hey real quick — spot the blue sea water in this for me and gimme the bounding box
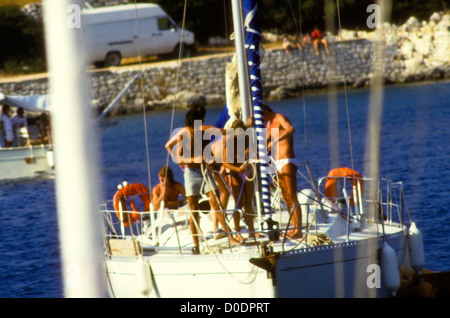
[0,80,449,298]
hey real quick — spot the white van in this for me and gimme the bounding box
[82,4,195,66]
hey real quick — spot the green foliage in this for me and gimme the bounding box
[150,0,449,42]
[0,5,46,73]
[143,0,228,43]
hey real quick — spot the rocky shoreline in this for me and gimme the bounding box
[1,11,449,116]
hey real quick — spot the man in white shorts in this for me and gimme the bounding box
[262,103,303,239]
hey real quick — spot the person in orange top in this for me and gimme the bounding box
[311,26,329,56]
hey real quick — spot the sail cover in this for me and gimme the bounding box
[0,93,52,112]
[243,0,272,215]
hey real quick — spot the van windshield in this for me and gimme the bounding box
[158,17,176,31]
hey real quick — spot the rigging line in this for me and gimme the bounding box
[335,0,355,172]
[151,0,188,254]
[133,0,152,194]
[163,0,189,205]
[223,0,231,61]
[187,207,259,284]
[288,0,330,163]
[289,0,309,161]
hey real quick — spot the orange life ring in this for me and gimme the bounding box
[113,183,150,227]
[324,167,363,206]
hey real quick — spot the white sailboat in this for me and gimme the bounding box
[96,0,426,298]
[0,93,54,180]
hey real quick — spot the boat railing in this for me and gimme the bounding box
[99,199,257,250]
[317,175,407,228]
[99,174,408,256]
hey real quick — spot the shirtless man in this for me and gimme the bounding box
[262,103,303,239]
[165,108,239,254]
[152,165,186,211]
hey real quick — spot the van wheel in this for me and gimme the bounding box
[105,52,121,66]
[173,44,192,59]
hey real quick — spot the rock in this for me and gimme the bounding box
[429,12,442,24]
[404,16,420,32]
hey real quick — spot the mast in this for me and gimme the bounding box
[242,0,272,219]
[231,0,272,221]
[43,0,106,297]
[230,0,252,121]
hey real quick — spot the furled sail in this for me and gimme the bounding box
[243,0,272,216]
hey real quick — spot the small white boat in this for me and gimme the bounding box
[0,93,55,180]
[0,72,137,181]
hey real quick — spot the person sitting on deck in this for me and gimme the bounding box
[152,165,186,211]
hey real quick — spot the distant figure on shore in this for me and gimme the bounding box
[302,33,312,46]
[311,26,329,56]
[282,36,295,54]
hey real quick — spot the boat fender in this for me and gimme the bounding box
[408,222,425,274]
[381,242,400,296]
[47,150,55,168]
[135,255,153,296]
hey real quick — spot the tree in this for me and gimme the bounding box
[0,6,46,72]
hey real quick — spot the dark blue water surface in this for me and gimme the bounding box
[1,80,449,297]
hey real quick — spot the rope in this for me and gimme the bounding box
[162,0,189,206]
[287,0,331,166]
[132,0,152,195]
[335,0,355,172]
[187,208,259,284]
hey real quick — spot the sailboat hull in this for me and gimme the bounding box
[0,145,54,180]
[106,253,275,298]
[104,229,407,298]
[276,232,406,297]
